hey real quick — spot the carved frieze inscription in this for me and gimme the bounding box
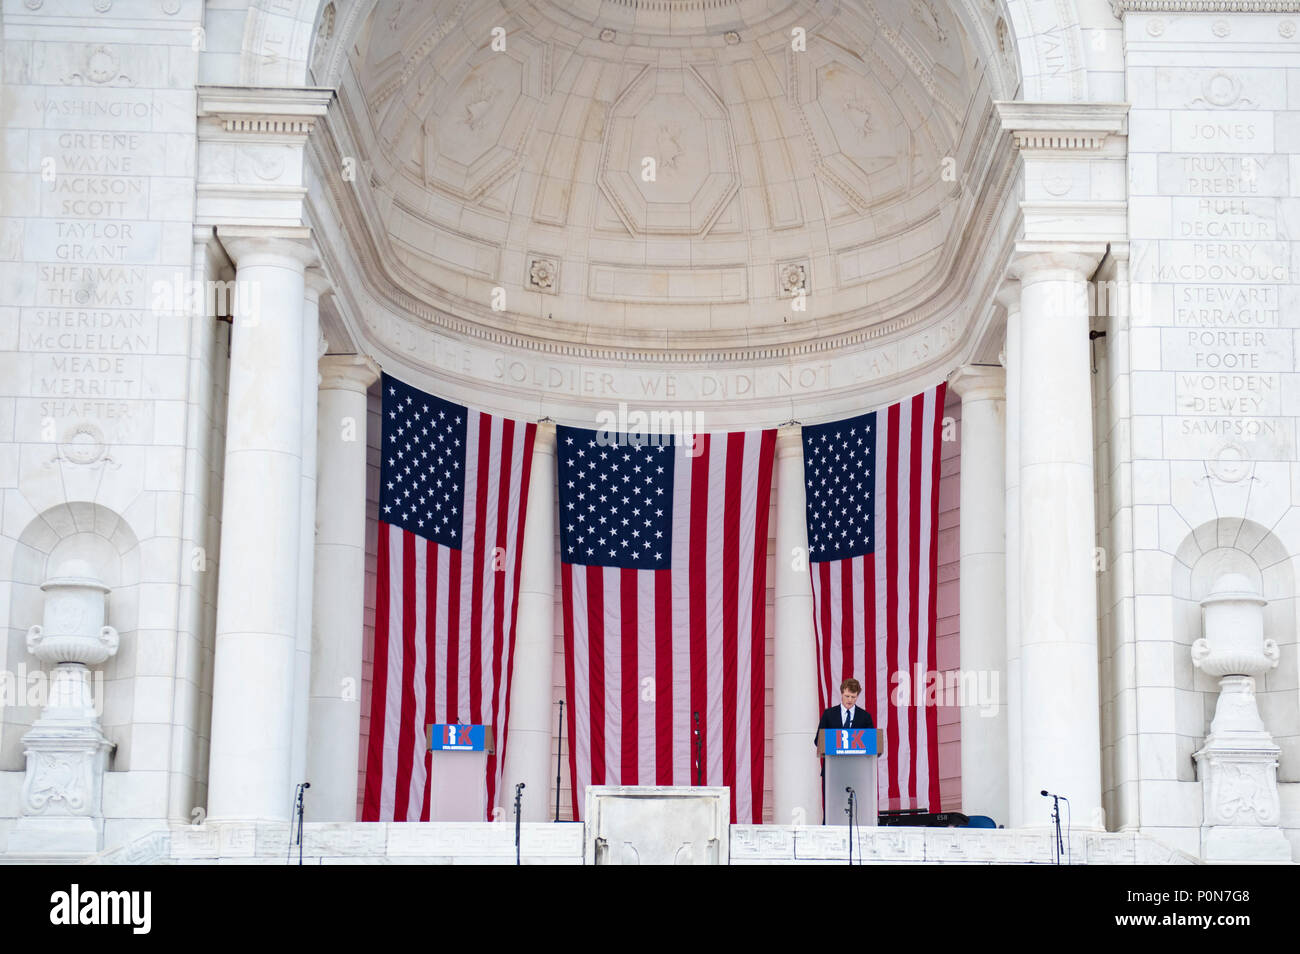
[15,82,173,449]
[1140,90,1298,460]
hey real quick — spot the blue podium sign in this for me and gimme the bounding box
[821,727,878,756]
[428,723,488,751]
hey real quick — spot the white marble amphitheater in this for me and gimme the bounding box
[0,0,1298,865]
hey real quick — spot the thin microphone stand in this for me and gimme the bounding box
[845,787,855,866]
[290,782,309,866]
[1042,790,1064,865]
[554,699,564,822]
[514,782,525,866]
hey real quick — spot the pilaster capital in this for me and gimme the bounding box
[1008,241,1107,284]
[304,267,332,302]
[318,353,380,393]
[533,420,557,455]
[197,86,333,142]
[948,365,1006,404]
[218,226,319,272]
[995,102,1128,154]
[776,424,804,458]
[995,279,1021,315]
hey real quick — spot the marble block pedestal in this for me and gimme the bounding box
[584,786,730,864]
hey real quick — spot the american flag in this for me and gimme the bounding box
[362,373,536,821]
[803,383,946,813]
[559,426,776,823]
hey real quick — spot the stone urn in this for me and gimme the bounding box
[1191,573,1289,862]
[8,558,118,856]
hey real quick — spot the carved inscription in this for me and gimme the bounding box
[1139,84,1296,460]
[23,88,163,444]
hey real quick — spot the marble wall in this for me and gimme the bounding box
[0,4,223,852]
[1120,11,1300,859]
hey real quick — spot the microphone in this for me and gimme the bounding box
[303,782,310,789]
[1041,789,1048,796]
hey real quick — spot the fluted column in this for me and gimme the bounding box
[290,269,328,808]
[1011,242,1106,830]
[949,364,1007,826]
[502,422,557,821]
[772,426,820,825]
[208,233,317,822]
[305,353,380,822]
[998,280,1025,828]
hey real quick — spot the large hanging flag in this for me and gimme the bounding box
[363,373,536,821]
[559,426,776,823]
[803,383,947,813]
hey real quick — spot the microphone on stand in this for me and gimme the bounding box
[291,782,310,866]
[1041,789,1068,865]
[845,786,856,866]
[514,782,525,866]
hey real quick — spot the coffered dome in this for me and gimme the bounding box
[328,0,1018,352]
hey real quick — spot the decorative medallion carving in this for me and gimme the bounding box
[63,45,133,86]
[1191,71,1253,108]
[528,255,559,293]
[777,261,808,297]
[27,752,89,813]
[55,422,111,466]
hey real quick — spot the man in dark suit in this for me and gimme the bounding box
[814,677,874,742]
[815,677,873,823]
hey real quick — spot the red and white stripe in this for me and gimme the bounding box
[562,429,776,823]
[810,383,945,813]
[363,412,536,821]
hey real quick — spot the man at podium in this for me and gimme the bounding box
[815,677,875,825]
[815,677,874,740]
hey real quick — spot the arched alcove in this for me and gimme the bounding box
[3,503,140,772]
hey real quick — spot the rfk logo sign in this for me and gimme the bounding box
[835,729,868,752]
[444,725,472,746]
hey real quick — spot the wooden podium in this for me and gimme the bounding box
[426,723,495,821]
[818,728,881,827]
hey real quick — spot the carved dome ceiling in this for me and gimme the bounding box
[331,0,1017,352]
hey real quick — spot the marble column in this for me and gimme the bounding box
[998,280,1024,828]
[306,354,379,822]
[948,364,1007,826]
[502,422,557,821]
[772,426,821,825]
[290,269,328,808]
[1010,242,1106,830]
[208,233,316,822]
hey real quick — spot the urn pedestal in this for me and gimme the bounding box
[7,560,118,856]
[1191,574,1291,863]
